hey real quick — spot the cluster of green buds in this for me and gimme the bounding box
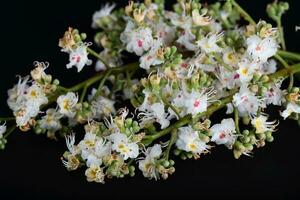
[208,0,241,29]
[0,137,7,150]
[233,129,274,159]
[267,1,289,22]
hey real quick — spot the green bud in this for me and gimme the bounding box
[242,129,250,136]
[260,75,269,83]
[198,133,210,143]
[233,149,242,159]
[234,141,245,151]
[180,154,187,160]
[162,160,170,168]
[174,149,181,156]
[53,79,60,85]
[187,153,193,159]
[80,33,87,40]
[240,136,250,144]
[292,87,299,93]
[266,135,274,142]
[125,118,133,128]
[244,143,254,151]
[169,159,175,166]
[249,134,256,144]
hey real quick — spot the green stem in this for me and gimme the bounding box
[80,84,88,103]
[0,117,15,121]
[3,125,16,139]
[277,50,300,61]
[68,62,139,92]
[87,47,109,68]
[160,96,180,118]
[274,54,290,69]
[231,0,256,25]
[277,19,286,50]
[164,130,177,160]
[234,107,241,134]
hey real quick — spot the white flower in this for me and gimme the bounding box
[165,11,192,29]
[108,132,139,160]
[85,138,111,167]
[264,83,284,106]
[90,96,116,120]
[120,22,154,56]
[139,40,164,70]
[172,88,215,116]
[25,84,48,107]
[222,48,239,66]
[85,164,105,183]
[210,118,236,148]
[246,35,278,63]
[236,60,258,83]
[233,85,264,116]
[138,144,162,180]
[92,3,116,28]
[66,45,92,72]
[192,9,212,26]
[39,108,62,132]
[259,59,277,74]
[216,66,240,90]
[57,92,78,118]
[7,76,29,111]
[176,29,197,51]
[79,132,98,150]
[154,22,175,46]
[176,126,209,156]
[251,115,277,134]
[196,32,223,53]
[281,103,300,119]
[139,102,170,129]
[65,133,77,155]
[0,123,6,139]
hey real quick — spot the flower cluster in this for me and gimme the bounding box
[1,0,299,183]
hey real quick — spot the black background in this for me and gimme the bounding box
[0,0,299,199]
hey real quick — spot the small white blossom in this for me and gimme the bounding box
[210,118,236,148]
[236,60,258,83]
[92,3,116,28]
[39,108,62,132]
[138,144,162,180]
[264,83,284,106]
[233,85,265,116]
[57,92,78,118]
[192,9,212,26]
[139,102,170,129]
[172,88,215,116]
[120,21,154,56]
[139,40,164,70]
[246,35,278,63]
[176,29,197,51]
[260,59,277,74]
[196,32,223,54]
[85,164,105,183]
[281,103,300,119]
[66,45,92,72]
[251,115,277,134]
[176,126,209,156]
[108,132,139,160]
[26,84,48,107]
